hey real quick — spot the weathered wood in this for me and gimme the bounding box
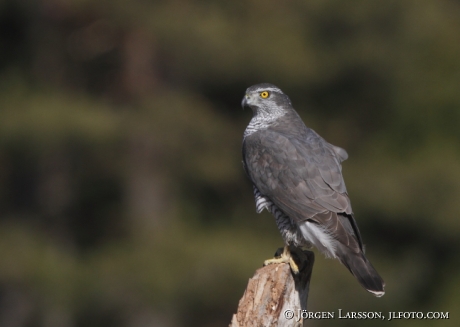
[230,248,314,327]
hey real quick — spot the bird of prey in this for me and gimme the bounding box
[241,83,385,297]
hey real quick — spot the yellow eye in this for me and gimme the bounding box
[260,91,270,99]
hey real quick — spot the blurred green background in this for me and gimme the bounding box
[1,0,459,326]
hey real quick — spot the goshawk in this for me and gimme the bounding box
[242,83,385,297]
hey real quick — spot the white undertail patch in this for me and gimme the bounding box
[299,221,338,258]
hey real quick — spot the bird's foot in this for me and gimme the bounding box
[263,245,300,274]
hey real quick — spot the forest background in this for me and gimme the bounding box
[0,1,459,326]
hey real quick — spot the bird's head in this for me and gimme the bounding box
[242,83,292,119]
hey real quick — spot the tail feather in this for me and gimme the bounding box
[336,244,385,297]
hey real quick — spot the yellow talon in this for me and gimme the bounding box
[263,245,300,274]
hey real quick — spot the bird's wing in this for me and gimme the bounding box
[243,129,362,249]
[244,129,350,217]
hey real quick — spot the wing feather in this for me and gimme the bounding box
[243,128,362,252]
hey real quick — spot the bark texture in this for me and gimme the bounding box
[230,248,314,327]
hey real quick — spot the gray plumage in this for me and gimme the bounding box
[242,83,385,297]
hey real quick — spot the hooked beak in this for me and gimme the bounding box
[241,94,249,109]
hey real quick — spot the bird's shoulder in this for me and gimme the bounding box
[243,120,352,217]
[244,122,346,167]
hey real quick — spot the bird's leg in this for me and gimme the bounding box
[263,245,300,274]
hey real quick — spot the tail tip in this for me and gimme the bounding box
[368,288,385,297]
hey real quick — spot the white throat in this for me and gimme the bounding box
[244,106,285,138]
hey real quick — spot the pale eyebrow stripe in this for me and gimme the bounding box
[253,87,282,93]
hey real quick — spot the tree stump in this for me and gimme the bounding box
[229,248,315,327]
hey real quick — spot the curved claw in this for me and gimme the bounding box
[263,245,300,274]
